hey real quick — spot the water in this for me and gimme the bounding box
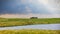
[0,24,60,30]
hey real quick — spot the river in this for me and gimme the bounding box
[0,24,60,30]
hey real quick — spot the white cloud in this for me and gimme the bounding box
[25,6,32,13]
[26,0,60,15]
[37,0,60,15]
[21,0,27,4]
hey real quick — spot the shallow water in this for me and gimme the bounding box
[0,24,60,30]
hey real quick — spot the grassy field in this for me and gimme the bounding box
[0,18,60,27]
[0,29,60,34]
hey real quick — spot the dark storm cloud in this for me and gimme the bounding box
[0,0,30,14]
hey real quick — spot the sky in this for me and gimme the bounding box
[0,0,60,18]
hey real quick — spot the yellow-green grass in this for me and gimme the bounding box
[0,29,60,34]
[0,18,60,27]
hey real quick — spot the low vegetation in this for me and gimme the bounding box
[0,29,60,34]
[0,18,60,27]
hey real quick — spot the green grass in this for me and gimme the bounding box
[0,18,60,27]
[0,29,60,34]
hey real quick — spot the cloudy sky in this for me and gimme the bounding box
[0,0,60,18]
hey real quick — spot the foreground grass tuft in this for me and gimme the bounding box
[0,29,60,34]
